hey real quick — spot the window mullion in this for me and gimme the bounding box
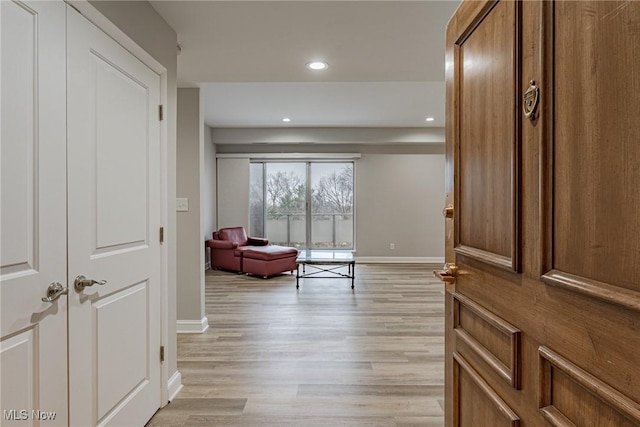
[305,162,312,250]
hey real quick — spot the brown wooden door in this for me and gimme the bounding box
[442,1,640,426]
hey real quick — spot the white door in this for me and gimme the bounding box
[0,1,68,425]
[66,7,162,427]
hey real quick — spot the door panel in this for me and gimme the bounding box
[0,1,68,425]
[453,293,520,389]
[539,346,640,426]
[546,0,640,299]
[453,353,520,427]
[95,283,149,420]
[455,0,521,271]
[0,0,37,274]
[445,1,640,426]
[1,330,36,423]
[67,7,161,427]
[94,54,149,250]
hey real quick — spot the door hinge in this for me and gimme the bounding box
[159,105,164,121]
[160,226,164,244]
[160,346,165,363]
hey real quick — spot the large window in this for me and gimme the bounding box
[250,162,354,249]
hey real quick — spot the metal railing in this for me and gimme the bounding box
[266,212,353,248]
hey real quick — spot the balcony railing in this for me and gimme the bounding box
[265,212,353,248]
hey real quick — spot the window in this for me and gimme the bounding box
[250,161,354,250]
[249,162,265,237]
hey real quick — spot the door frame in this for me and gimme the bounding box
[66,0,171,406]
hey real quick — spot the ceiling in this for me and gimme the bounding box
[150,1,460,129]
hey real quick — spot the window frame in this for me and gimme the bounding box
[250,160,356,251]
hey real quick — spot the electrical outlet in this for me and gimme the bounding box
[390,243,395,250]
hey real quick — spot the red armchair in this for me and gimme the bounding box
[206,227,267,272]
[206,227,298,278]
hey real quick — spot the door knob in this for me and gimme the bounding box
[434,263,458,283]
[42,282,68,303]
[74,275,107,292]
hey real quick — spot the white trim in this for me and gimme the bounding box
[355,257,445,264]
[205,261,211,270]
[177,316,210,334]
[158,68,170,407]
[216,152,361,160]
[66,1,165,74]
[167,371,183,402]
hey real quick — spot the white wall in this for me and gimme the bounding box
[203,126,217,267]
[215,142,445,261]
[356,154,444,259]
[176,89,206,327]
[88,0,180,389]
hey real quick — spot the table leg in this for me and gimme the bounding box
[351,263,355,289]
[296,264,300,289]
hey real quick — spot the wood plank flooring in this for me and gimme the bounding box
[147,264,445,427]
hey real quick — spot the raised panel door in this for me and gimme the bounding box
[0,1,68,425]
[444,0,640,425]
[66,7,162,426]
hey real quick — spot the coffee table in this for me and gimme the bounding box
[296,250,355,290]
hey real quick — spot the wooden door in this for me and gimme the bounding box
[66,7,162,426]
[0,1,68,425]
[442,1,640,425]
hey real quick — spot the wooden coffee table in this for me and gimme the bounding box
[296,250,355,290]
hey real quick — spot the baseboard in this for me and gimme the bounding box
[167,370,183,402]
[355,256,444,264]
[176,316,209,334]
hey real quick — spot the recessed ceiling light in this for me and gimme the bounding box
[306,61,328,71]
[282,117,291,122]
[425,117,435,122]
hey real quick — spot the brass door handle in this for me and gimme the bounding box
[434,263,458,283]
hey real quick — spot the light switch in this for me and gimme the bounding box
[176,197,189,212]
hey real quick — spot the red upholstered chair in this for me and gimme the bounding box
[206,226,298,278]
[206,227,268,272]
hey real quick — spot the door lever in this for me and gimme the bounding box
[434,263,458,283]
[42,282,68,303]
[74,275,107,292]
[442,204,454,219]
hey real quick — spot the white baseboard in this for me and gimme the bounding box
[167,370,183,402]
[355,256,444,264]
[176,316,209,334]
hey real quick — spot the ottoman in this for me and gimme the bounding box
[236,245,299,278]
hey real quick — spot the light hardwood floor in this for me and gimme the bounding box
[147,264,445,427]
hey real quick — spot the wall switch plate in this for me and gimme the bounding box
[390,243,395,250]
[176,197,189,212]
